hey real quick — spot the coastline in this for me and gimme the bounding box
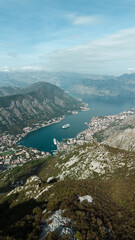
[19,116,65,143]
[56,108,135,152]
[1,104,134,171]
[0,102,90,170]
[17,102,89,144]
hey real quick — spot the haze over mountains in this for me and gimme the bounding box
[0,71,135,98]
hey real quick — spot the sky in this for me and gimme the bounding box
[0,0,135,75]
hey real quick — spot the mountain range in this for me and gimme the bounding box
[0,71,135,98]
[69,74,135,98]
[0,72,135,240]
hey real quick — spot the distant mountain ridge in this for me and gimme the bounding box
[0,82,81,134]
[0,71,135,98]
[69,75,135,98]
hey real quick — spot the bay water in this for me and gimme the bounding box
[19,97,135,154]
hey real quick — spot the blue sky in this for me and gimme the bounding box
[0,0,135,74]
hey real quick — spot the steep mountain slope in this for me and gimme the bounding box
[0,141,135,240]
[0,82,81,134]
[37,142,135,181]
[1,141,134,193]
[92,111,135,151]
[103,127,135,151]
[69,74,135,98]
[0,106,135,239]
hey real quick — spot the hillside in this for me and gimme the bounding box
[0,139,135,240]
[0,82,81,134]
[69,74,135,98]
[92,110,135,151]
[0,106,135,239]
[103,128,135,151]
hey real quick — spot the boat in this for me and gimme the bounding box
[53,138,57,145]
[62,123,70,129]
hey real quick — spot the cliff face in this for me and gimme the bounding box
[0,82,81,133]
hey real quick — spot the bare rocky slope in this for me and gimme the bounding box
[103,127,135,151]
[93,112,135,151]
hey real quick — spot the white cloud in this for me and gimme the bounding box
[42,28,135,74]
[65,14,102,25]
[2,27,135,75]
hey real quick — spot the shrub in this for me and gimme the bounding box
[75,231,82,240]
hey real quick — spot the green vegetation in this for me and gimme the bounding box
[0,158,46,193]
[0,82,81,134]
[0,141,134,239]
[0,178,135,240]
[0,150,14,157]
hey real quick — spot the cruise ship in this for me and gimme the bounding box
[53,138,57,145]
[62,123,70,129]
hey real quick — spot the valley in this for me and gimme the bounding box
[0,126,135,239]
[0,75,135,240]
[0,97,135,239]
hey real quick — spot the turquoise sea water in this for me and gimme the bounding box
[19,97,135,154]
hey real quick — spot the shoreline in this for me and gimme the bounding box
[0,103,90,170]
[1,105,134,171]
[19,116,65,143]
[0,101,89,147]
[56,108,135,152]
[18,103,89,144]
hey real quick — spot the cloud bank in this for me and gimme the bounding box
[41,28,135,74]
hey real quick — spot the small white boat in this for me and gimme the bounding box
[62,124,70,129]
[53,138,57,145]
